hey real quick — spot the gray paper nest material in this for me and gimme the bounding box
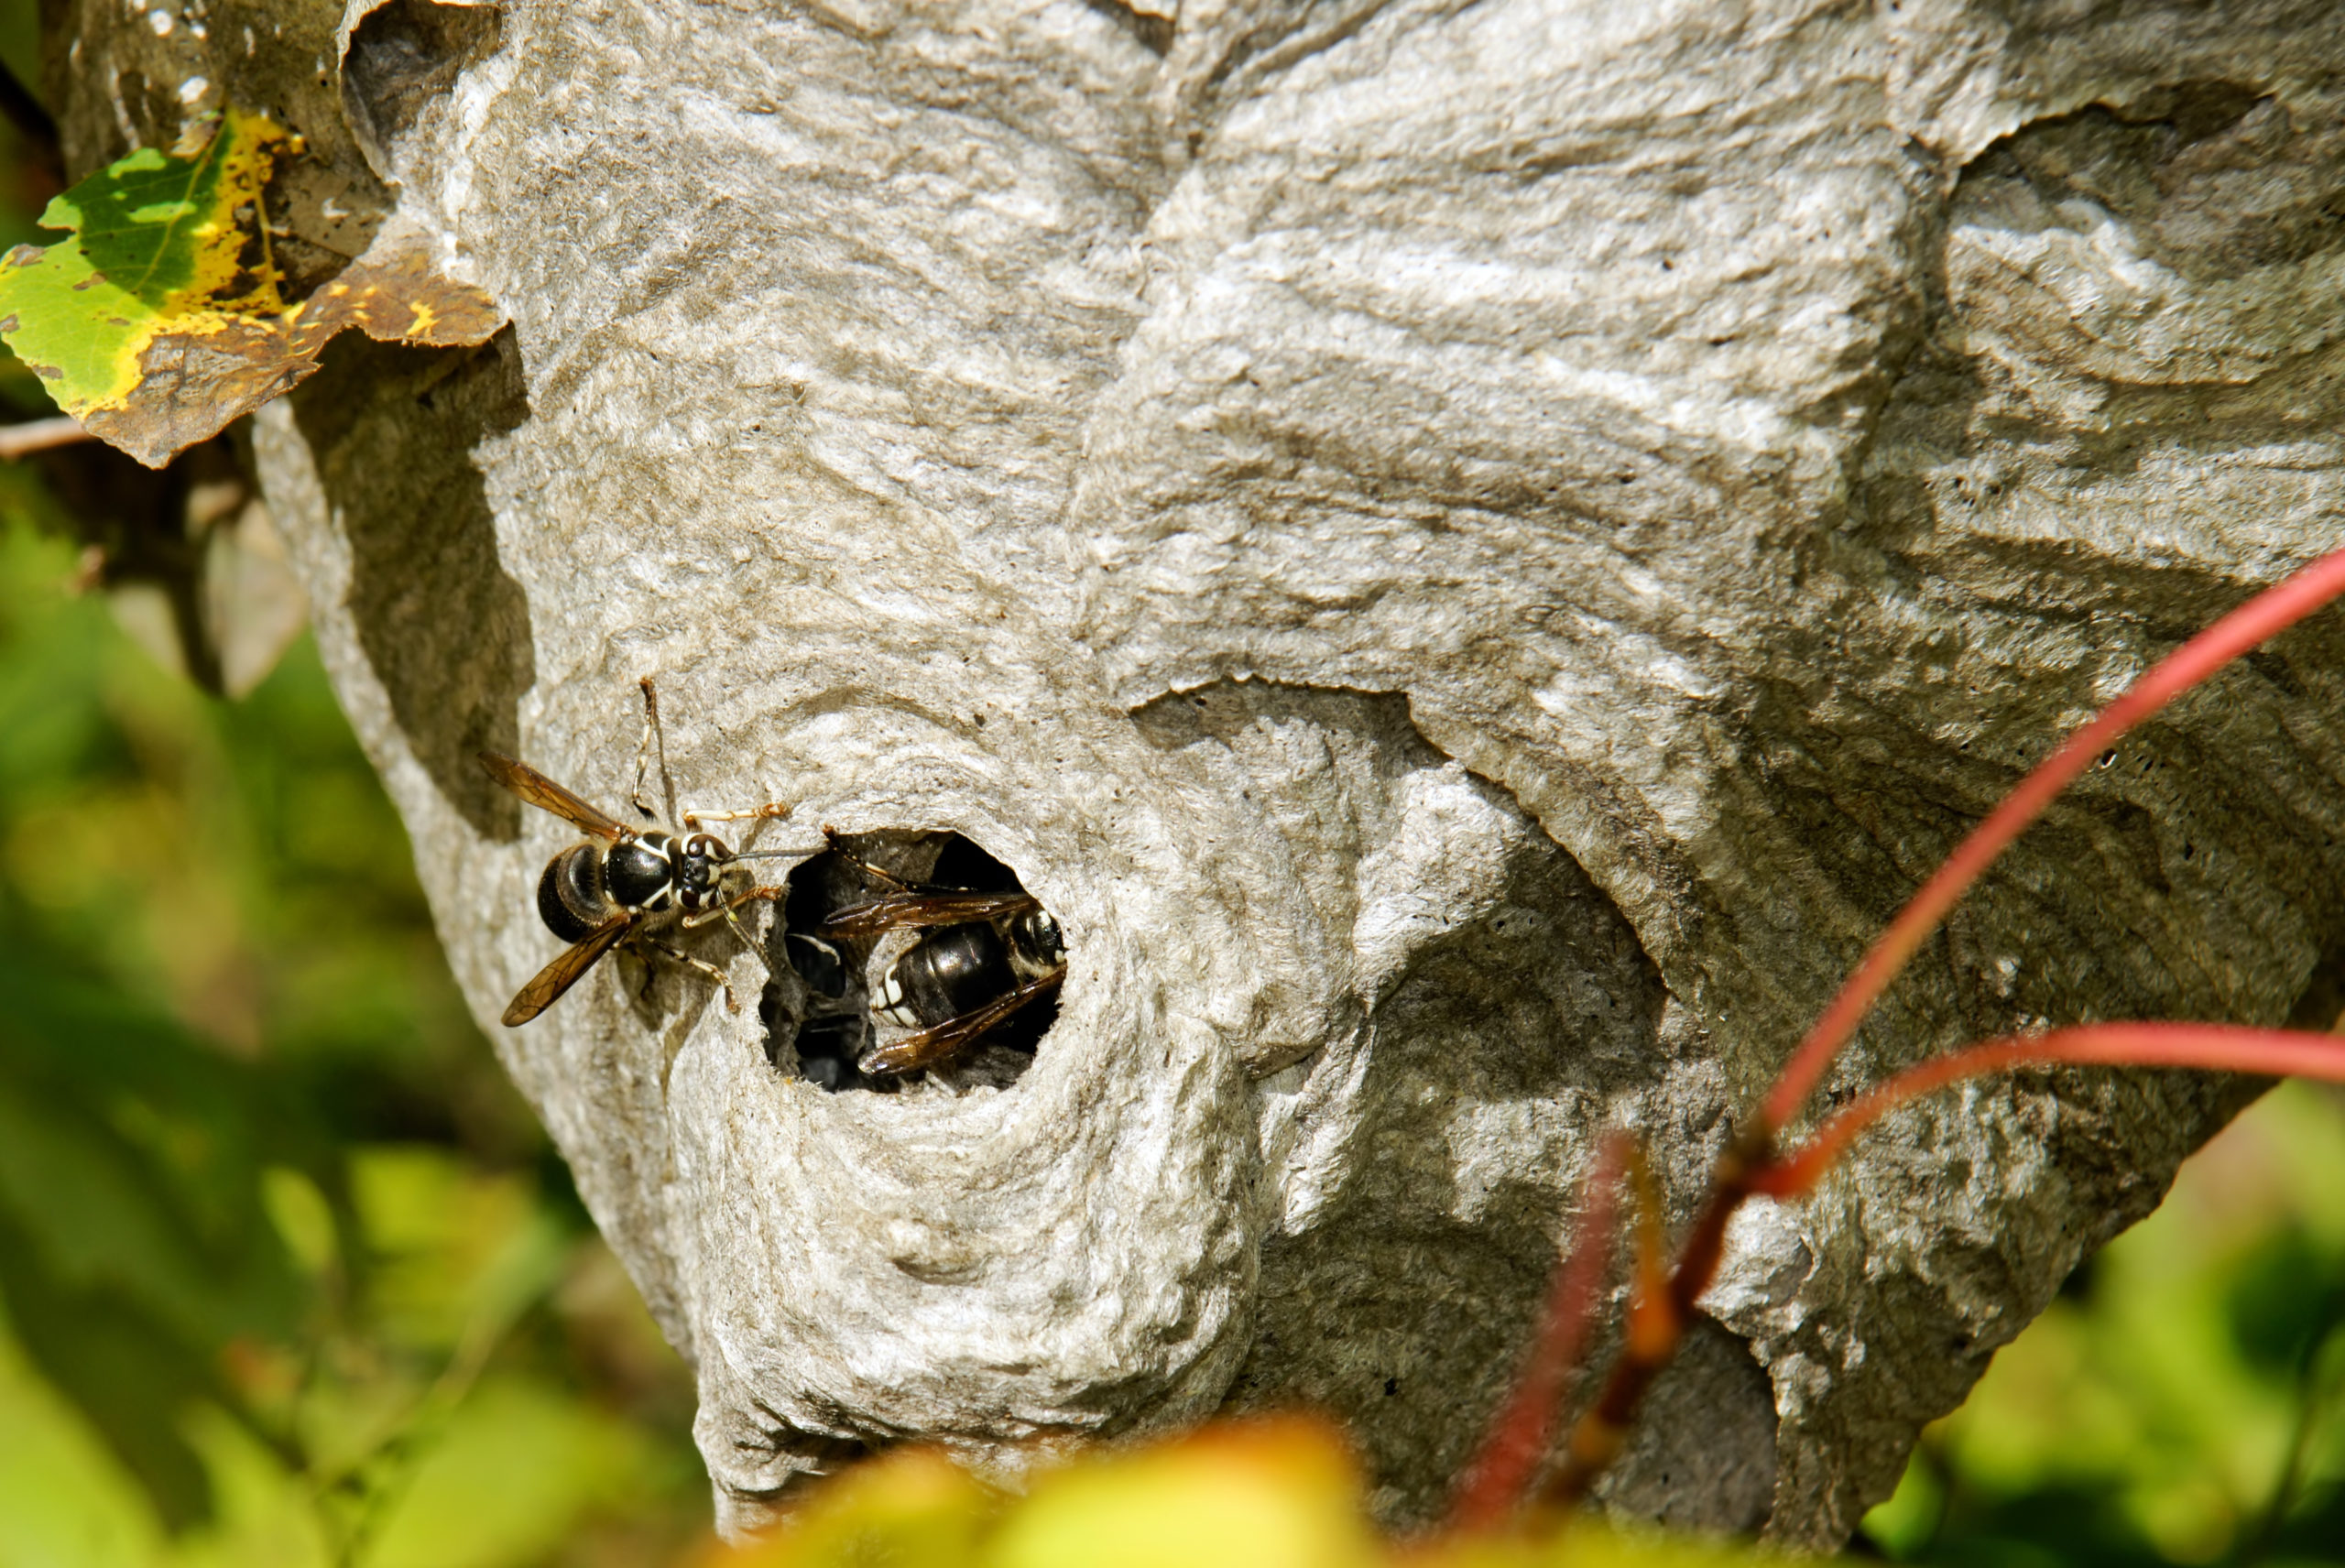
[189,0,2345,1545]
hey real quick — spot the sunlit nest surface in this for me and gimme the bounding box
[759,831,1062,1094]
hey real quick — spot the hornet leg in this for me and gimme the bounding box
[645,936,745,1013]
[817,825,916,891]
[632,677,682,826]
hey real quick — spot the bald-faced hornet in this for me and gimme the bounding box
[809,836,1066,1077]
[480,680,801,1027]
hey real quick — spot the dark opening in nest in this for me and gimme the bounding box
[759,830,1061,1094]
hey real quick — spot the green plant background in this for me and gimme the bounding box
[0,506,714,1567]
[0,7,2339,1565]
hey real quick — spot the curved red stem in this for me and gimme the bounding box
[1753,1023,2345,1198]
[1449,1132,1631,1531]
[1469,550,2345,1526]
[1761,550,2345,1135]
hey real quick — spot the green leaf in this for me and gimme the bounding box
[0,113,502,469]
[0,113,288,424]
[985,1419,1380,1568]
[363,1377,657,1568]
[0,1302,169,1568]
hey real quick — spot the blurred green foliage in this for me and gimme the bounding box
[0,507,713,1564]
[1862,1080,2345,1567]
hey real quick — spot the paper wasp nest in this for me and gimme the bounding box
[155,0,2345,1544]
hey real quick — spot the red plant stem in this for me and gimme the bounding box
[1753,1023,2345,1199]
[1449,1132,1631,1531]
[1537,1020,2345,1510]
[1761,549,2345,1135]
[1539,1129,1763,1509]
[1489,551,2345,1524]
[1621,1147,1674,1366]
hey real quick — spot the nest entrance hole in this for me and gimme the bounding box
[759,830,1060,1094]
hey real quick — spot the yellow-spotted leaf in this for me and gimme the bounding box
[0,110,501,469]
[0,113,284,398]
